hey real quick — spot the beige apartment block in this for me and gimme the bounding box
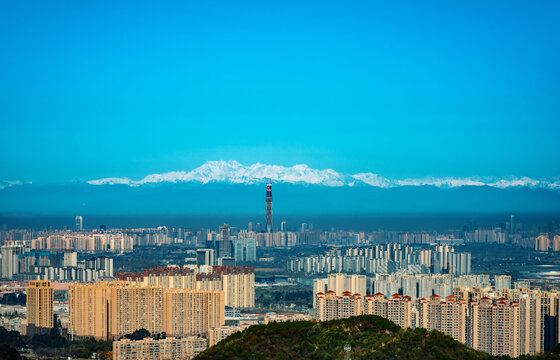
[418,295,467,344]
[364,293,412,328]
[27,280,53,329]
[470,297,519,358]
[163,289,225,337]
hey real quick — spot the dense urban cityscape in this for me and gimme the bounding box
[1,181,560,358]
[2,1,559,359]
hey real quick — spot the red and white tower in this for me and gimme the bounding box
[265,181,273,233]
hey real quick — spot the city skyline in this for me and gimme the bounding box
[1,2,560,358]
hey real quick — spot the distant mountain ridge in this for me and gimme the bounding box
[87,160,560,189]
[2,161,560,215]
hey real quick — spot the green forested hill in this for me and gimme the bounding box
[195,315,560,360]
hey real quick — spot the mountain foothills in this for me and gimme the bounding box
[1,161,560,214]
[195,315,560,360]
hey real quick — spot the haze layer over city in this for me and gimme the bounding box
[1,1,559,360]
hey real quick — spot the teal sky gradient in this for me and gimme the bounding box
[1,1,559,183]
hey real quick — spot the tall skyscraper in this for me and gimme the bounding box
[218,224,232,258]
[248,222,253,232]
[197,249,216,266]
[75,216,83,231]
[27,280,53,329]
[265,181,273,233]
[234,240,244,262]
[280,221,287,233]
[245,238,256,262]
[198,229,208,248]
[510,214,516,234]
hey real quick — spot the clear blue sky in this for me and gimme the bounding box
[1,0,559,183]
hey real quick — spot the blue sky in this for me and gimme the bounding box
[1,0,559,184]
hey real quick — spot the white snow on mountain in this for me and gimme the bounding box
[351,173,393,188]
[87,160,560,190]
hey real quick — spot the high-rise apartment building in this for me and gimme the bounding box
[535,235,550,251]
[69,282,164,339]
[470,297,519,357]
[163,289,224,337]
[232,239,257,263]
[327,273,366,298]
[245,238,256,262]
[364,293,412,328]
[418,295,467,343]
[448,252,471,275]
[316,291,413,328]
[313,278,328,308]
[316,291,362,321]
[197,249,215,266]
[69,281,225,340]
[234,240,244,262]
[117,266,255,309]
[500,288,553,355]
[494,275,512,291]
[75,216,83,232]
[553,235,560,252]
[27,280,53,329]
[516,294,541,355]
[1,244,24,279]
[433,244,453,273]
[338,291,363,319]
[458,286,560,355]
[219,266,255,308]
[218,224,232,258]
[63,251,78,267]
[539,291,559,351]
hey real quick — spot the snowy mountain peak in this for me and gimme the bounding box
[87,160,346,187]
[86,161,560,190]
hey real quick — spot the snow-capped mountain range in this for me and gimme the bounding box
[87,160,560,190]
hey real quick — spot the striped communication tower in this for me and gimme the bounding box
[265,180,273,233]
